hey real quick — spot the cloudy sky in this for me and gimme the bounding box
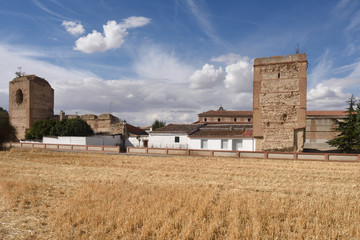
[1,0,360,126]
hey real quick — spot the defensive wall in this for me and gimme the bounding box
[7,143,360,163]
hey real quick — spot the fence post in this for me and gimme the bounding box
[325,153,329,161]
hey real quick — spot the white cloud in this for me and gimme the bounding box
[62,20,85,36]
[134,46,194,82]
[307,82,351,110]
[184,0,227,46]
[189,64,225,89]
[224,59,253,93]
[308,49,332,88]
[0,43,254,126]
[211,53,243,65]
[74,17,150,53]
[307,51,360,110]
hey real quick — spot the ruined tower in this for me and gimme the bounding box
[253,54,307,152]
[9,75,54,140]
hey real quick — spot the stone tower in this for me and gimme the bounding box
[9,75,54,140]
[253,54,307,152]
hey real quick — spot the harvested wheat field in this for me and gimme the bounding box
[0,149,360,239]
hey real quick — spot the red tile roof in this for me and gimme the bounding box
[151,123,204,134]
[198,110,253,117]
[126,123,148,136]
[306,111,347,116]
[199,109,348,118]
[189,124,253,138]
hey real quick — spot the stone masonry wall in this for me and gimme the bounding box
[9,75,54,140]
[253,54,307,151]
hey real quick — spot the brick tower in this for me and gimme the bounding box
[253,54,307,152]
[9,75,54,140]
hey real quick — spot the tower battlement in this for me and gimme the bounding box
[254,54,307,65]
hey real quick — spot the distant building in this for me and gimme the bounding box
[198,107,252,123]
[148,122,254,151]
[148,107,347,151]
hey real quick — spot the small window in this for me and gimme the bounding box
[278,73,280,79]
[15,89,23,104]
[234,118,237,122]
[218,118,221,122]
[232,139,243,151]
[204,118,207,122]
[201,139,208,149]
[248,118,251,122]
[175,136,180,143]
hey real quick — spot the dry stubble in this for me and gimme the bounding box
[0,149,359,239]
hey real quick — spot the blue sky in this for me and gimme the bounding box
[0,0,360,125]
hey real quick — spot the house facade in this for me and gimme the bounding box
[148,122,254,151]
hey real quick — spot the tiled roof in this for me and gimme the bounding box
[189,124,253,138]
[198,109,348,118]
[126,124,148,136]
[198,110,253,117]
[151,123,204,134]
[306,111,347,116]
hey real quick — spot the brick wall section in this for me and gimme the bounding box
[253,54,307,151]
[9,75,54,140]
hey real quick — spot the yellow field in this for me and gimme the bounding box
[0,149,359,239]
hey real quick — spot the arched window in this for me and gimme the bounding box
[15,89,23,104]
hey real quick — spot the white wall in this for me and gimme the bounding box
[43,135,121,146]
[86,135,121,146]
[126,136,149,147]
[188,138,254,151]
[148,133,189,149]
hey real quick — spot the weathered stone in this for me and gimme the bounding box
[9,75,54,140]
[253,54,307,152]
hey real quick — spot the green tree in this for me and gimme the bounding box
[25,118,94,140]
[55,118,94,136]
[25,119,56,140]
[152,119,166,131]
[0,107,16,149]
[327,95,360,153]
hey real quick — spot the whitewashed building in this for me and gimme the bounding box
[125,123,149,147]
[148,123,255,151]
[148,124,204,149]
[188,124,254,151]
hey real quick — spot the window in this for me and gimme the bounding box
[175,136,180,143]
[248,118,251,122]
[204,118,207,122]
[232,139,243,151]
[278,73,280,78]
[234,118,237,122]
[218,118,221,122]
[201,139,208,149]
[15,89,23,104]
[221,139,228,149]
